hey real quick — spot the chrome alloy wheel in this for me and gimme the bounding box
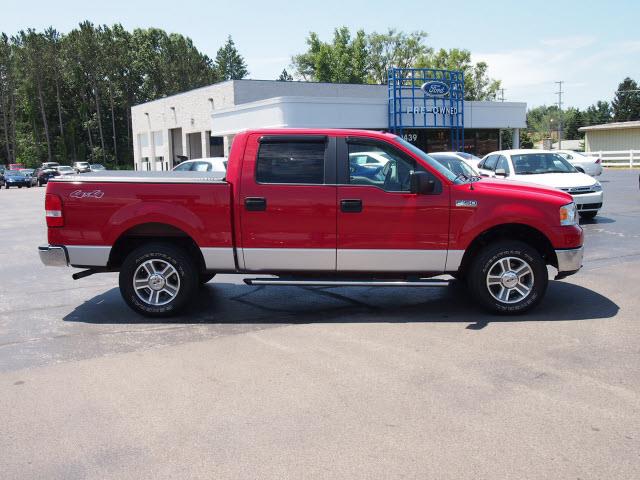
[486,256,534,304]
[133,259,181,306]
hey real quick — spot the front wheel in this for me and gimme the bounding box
[119,243,197,317]
[467,241,548,314]
[199,273,216,285]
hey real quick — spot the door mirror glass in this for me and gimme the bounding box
[495,168,507,177]
[410,171,438,194]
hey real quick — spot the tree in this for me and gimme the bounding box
[292,27,369,83]
[584,101,612,126]
[416,48,501,101]
[611,77,640,122]
[366,29,430,84]
[563,107,585,139]
[215,36,248,80]
[277,69,293,81]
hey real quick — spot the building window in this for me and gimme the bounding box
[256,142,325,184]
[138,133,149,148]
[153,131,163,147]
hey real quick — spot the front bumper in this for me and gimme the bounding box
[572,191,603,212]
[38,245,68,267]
[555,246,583,279]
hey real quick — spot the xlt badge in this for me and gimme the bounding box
[455,200,478,207]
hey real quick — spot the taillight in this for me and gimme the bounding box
[45,193,64,227]
[595,158,601,164]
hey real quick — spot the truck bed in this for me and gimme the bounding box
[50,170,226,184]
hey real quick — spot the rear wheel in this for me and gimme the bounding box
[467,241,548,314]
[119,243,197,317]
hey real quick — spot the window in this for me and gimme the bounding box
[153,131,163,147]
[511,153,575,175]
[495,155,510,174]
[138,133,149,148]
[192,161,212,172]
[256,142,325,184]
[173,162,191,171]
[347,140,426,192]
[481,154,499,171]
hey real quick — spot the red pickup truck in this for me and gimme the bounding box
[39,129,583,317]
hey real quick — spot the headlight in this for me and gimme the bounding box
[560,202,577,226]
[592,182,602,192]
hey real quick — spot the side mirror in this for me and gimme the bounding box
[410,171,438,194]
[495,168,507,177]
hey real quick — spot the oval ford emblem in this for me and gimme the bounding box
[421,81,450,97]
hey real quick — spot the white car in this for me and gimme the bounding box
[556,150,603,177]
[478,149,603,220]
[173,157,227,177]
[428,152,479,177]
[431,151,483,170]
[349,151,391,166]
[55,165,76,176]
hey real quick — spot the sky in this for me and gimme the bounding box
[2,0,639,109]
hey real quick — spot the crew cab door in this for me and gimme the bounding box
[238,134,337,271]
[336,137,450,273]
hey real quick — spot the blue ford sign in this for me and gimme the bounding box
[420,80,450,96]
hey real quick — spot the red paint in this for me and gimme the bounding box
[45,128,583,271]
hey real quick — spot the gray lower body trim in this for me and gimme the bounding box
[66,245,111,267]
[38,245,69,267]
[242,248,335,271]
[201,247,236,270]
[337,249,447,272]
[444,250,465,272]
[556,246,583,273]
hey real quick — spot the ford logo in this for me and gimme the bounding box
[420,81,450,97]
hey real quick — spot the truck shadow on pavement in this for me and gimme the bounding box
[63,280,619,331]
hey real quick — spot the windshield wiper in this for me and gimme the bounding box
[453,172,471,183]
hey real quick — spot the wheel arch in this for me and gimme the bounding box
[108,222,206,273]
[457,223,557,277]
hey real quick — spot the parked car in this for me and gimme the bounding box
[35,167,60,186]
[20,169,39,186]
[172,158,227,177]
[0,168,4,188]
[41,162,60,170]
[428,152,480,178]
[55,165,76,176]
[556,150,603,177]
[73,161,91,173]
[348,151,390,180]
[4,169,31,188]
[39,129,583,318]
[478,150,603,220]
[9,163,25,170]
[89,163,106,172]
[431,151,483,170]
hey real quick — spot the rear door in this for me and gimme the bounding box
[336,137,450,273]
[238,134,337,272]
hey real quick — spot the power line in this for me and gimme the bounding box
[555,81,563,149]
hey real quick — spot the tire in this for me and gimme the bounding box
[119,242,197,317]
[467,241,548,315]
[18,185,22,189]
[199,273,216,285]
[579,211,597,220]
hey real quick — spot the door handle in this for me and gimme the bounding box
[340,199,362,213]
[245,197,267,211]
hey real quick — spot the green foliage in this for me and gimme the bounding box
[0,22,224,167]
[290,28,500,100]
[416,48,501,101]
[215,36,248,81]
[277,69,293,81]
[612,77,640,121]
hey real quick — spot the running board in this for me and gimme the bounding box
[243,278,450,287]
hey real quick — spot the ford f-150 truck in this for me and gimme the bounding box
[39,129,584,317]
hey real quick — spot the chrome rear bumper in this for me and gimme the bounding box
[38,245,68,267]
[555,246,583,278]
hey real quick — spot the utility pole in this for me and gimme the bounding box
[555,81,564,149]
[499,88,505,102]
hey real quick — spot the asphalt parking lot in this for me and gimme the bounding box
[1,170,639,479]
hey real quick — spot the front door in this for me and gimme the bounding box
[336,137,450,273]
[239,134,337,272]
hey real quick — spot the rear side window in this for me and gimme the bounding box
[256,142,325,184]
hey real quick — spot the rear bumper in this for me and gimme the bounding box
[38,245,69,267]
[555,246,583,279]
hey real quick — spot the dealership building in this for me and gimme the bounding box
[131,76,526,171]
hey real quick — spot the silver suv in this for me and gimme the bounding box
[73,161,91,173]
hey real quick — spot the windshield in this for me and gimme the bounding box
[5,170,22,176]
[394,137,460,183]
[58,166,73,172]
[91,164,105,169]
[511,153,577,175]
[456,152,482,162]
[431,157,477,177]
